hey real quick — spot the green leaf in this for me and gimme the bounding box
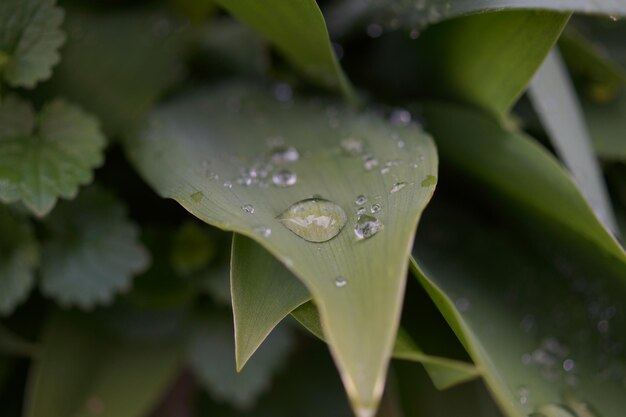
[529,49,617,234]
[25,312,182,417]
[411,197,626,417]
[125,82,438,415]
[0,0,65,88]
[232,233,479,390]
[213,0,354,102]
[188,315,293,410]
[586,89,626,160]
[40,187,149,309]
[0,96,106,216]
[415,11,569,117]
[231,234,309,371]
[42,7,186,136]
[0,206,38,315]
[418,101,626,267]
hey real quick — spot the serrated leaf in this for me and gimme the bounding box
[25,312,182,417]
[411,197,626,417]
[42,7,186,136]
[0,206,38,315]
[0,96,106,216]
[0,0,65,88]
[232,234,479,390]
[529,49,617,234]
[214,0,354,101]
[188,315,293,410]
[125,82,438,415]
[418,101,626,267]
[40,187,149,309]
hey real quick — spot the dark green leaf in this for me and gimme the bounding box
[0,96,106,216]
[0,0,65,88]
[41,187,149,309]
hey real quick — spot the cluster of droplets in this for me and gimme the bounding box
[353,194,383,240]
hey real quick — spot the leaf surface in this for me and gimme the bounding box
[0,0,65,88]
[125,82,438,414]
[40,188,149,309]
[0,96,106,216]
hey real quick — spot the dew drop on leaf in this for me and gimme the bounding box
[254,226,272,238]
[390,182,407,193]
[362,154,379,171]
[334,276,348,288]
[355,195,367,206]
[354,215,382,240]
[242,204,255,214]
[370,203,382,214]
[340,137,364,156]
[270,146,299,164]
[272,169,297,187]
[278,198,347,243]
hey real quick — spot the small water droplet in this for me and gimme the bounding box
[355,195,368,206]
[363,154,379,171]
[190,191,203,203]
[390,182,407,193]
[354,215,382,240]
[421,175,437,187]
[334,276,348,288]
[517,386,530,406]
[271,146,299,164]
[223,181,233,189]
[272,169,297,187]
[242,204,255,214]
[390,109,412,126]
[366,23,383,38]
[341,137,364,156]
[273,82,293,102]
[357,207,367,215]
[254,226,272,238]
[279,198,347,243]
[370,203,382,214]
[563,359,575,372]
[380,166,391,174]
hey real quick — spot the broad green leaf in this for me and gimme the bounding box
[529,49,617,234]
[188,315,293,410]
[415,11,569,117]
[25,312,182,417]
[232,233,479,389]
[418,101,626,267]
[41,187,149,309]
[0,96,106,216]
[213,0,355,102]
[411,197,626,417]
[291,302,479,391]
[231,234,310,370]
[0,206,38,315]
[42,8,186,136]
[125,82,438,415]
[0,0,65,88]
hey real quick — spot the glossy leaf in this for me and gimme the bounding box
[529,49,617,234]
[0,0,65,88]
[41,188,149,309]
[411,197,626,417]
[0,206,38,315]
[0,96,106,216]
[25,312,182,417]
[419,101,626,266]
[125,82,438,415]
[214,0,354,101]
[188,315,293,410]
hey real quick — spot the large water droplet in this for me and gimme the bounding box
[279,198,347,243]
[272,169,297,187]
[354,215,382,240]
[271,146,299,164]
[242,204,255,214]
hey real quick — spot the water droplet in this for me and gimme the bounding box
[397,139,406,148]
[380,167,391,174]
[273,82,293,102]
[272,169,297,187]
[421,175,437,187]
[341,137,364,156]
[563,359,575,372]
[390,182,407,193]
[223,181,233,189]
[254,226,272,238]
[271,146,299,164]
[366,23,383,38]
[190,191,203,203]
[242,204,255,214]
[355,195,368,206]
[390,109,412,126]
[354,215,382,240]
[609,15,618,22]
[334,276,348,288]
[517,386,530,406]
[363,154,379,171]
[279,198,347,243]
[357,207,366,215]
[371,203,382,214]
